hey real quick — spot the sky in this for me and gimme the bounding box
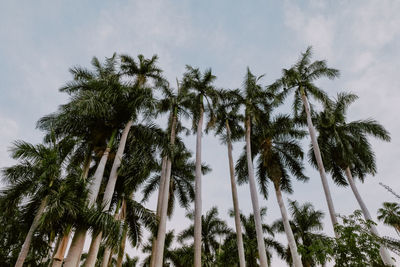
[1,0,400,266]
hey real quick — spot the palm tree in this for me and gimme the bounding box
[142,231,176,267]
[0,136,75,267]
[310,92,394,264]
[102,125,172,267]
[209,88,246,267]
[270,47,340,235]
[84,54,161,266]
[237,68,275,267]
[150,80,193,267]
[178,207,231,264]
[378,202,400,236]
[122,255,139,267]
[223,209,286,267]
[182,65,218,267]
[46,54,126,267]
[273,200,331,267]
[236,112,308,267]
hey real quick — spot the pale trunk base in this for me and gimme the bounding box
[63,228,87,267]
[84,233,102,267]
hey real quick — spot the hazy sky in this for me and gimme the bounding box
[1,1,400,265]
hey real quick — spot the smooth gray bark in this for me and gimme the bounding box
[345,167,394,266]
[150,156,167,267]
[84,120,133,267]
[274,183,303,267]
[116,223,128,267]
[226,122,246,267]
[300,92,338,237]
[245,117,269,267]
[101,248,112,267]
[15,197,48,267]
[64,148,111,267]
[153,114,178,267]
[194,107,204,267]
[52,231,71,267]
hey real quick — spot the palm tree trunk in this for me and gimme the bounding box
[344,167,394,265]
[52,153,92,267]
[101,248,112,267]
[15,196,48,267]
[116,223,128,267]
[154,111,178,267]
[226,121,246,267]
[50,235,62,266]
[245,116,269,267]
[64,139,115,267]
[274,183,303,267]
[85,120,133,267]
[300,90,338,236]
[149,156,167,267]
[194,106,204,267]
[52,231,71,267]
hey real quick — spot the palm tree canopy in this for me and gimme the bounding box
[309,92,390,185]
[208,88,245,143]
[178,206,231,255]
[270,46,340,117]
[378,202,400,230]
[235,112,308,198]
[273,200,330,266]
[181,65,219,130]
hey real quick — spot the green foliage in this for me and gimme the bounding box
[333,211,386,267]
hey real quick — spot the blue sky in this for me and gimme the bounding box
[1,0,400,265]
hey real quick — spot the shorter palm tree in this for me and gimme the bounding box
[378,202,400,236]
[273,200,331,267]
[1,136,76,267]
[142,231,176,267]
[178,207,231,264]
[223,209,286,267]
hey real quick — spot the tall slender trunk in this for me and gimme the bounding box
[149,156,167,267]
[85,120,133,267]
[101,248,112,267]
[194,106,204,267]
[52,231,71,267]
[103,197,126,267]
[64,138,115,267]
[50,235,62,266]
[344,167,394,265]
[226,121,246,267]
[116,222,128,267]
[15,197,48,267]
[245,116,269,267]
[154,111,178,267]
[274,183,303,267]
[300,90,338,236]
